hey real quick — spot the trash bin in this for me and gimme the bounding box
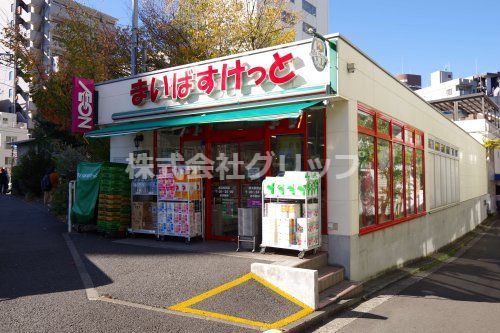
[237,207,261,252]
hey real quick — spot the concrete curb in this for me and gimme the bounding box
[281,218,496,333]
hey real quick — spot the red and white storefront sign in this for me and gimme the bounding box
[96,40,331,125]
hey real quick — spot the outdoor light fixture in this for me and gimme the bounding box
[347,63,356,73]
[134,133,144,149]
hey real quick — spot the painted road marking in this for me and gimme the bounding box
[62,233,99,300]
[169,272,314,330]
[65,233,312,330]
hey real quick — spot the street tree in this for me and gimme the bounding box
[139,0,299,69]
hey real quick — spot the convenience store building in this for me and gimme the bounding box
[86,34,489,281]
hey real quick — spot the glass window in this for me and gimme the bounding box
[415,133,422,147]
[393,143,404,219]
[440,155,446,205]
[358,110,374,129]
[405,129,414,144]
[377,139,391,223]
[358,134,376,228]
[377,118,390,136]
[392,124,402,140]
[435,142,440,151]
[427,154,435,209]
[8,71,13,80]
[416,150,424,213]
[446,146,450,155]
[405,147,415,215]
[271,135,303,175]
[302,0,316,16]
[434,156,441,207]
[428,139,434,150]
[8,89,12,98]
[307,110,325,171]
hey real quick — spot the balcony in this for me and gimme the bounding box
[22,0,46,10]
[20,10,43,30]
[16,76,30,94]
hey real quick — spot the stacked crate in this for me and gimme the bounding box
[97,164,131,235]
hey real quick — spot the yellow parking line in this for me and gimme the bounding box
[168,272,314,329]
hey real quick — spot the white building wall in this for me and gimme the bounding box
[0,1,15,114]
[110,132,154,164]
[327,36,488,281]
[0,112,29,170]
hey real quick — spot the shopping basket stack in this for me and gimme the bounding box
[97,163,131,236]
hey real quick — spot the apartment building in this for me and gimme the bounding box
[0,111,29,175]
[416,70,500,212]
[0,0,117,124]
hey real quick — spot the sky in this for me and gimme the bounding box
[79,0,500,88]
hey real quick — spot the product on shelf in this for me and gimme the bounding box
[156,165,203,240]
[261,171,321,252]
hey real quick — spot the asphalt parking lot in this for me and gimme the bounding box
[0,195,311,332]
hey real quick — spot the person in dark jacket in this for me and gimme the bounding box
[0,168,8,194]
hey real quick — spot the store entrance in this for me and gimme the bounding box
[211,140,265,240]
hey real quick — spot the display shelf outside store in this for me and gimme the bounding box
[260,171,321,258]
[157,165,204,242]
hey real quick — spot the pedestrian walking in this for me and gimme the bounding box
[41,167,59,207]
[0,168,9,194]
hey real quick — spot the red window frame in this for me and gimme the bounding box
[357,103,426,235]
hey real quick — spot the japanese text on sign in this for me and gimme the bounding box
[130,52,296,106]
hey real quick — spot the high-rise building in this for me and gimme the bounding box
[287,0,329,40]
[0,0,117,124]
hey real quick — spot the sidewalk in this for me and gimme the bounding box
[307,216,500,333]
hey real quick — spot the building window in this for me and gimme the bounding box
[8,89,12,98]
[9,71,13,81]
[427,137,459,209]
[302,0,316,16]
[2,118,8,124]
[357,104,425,234]
[302,22,315,33]
[5,136,17,149]
[358,134,376,228]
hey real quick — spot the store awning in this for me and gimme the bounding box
[84,101,319,138]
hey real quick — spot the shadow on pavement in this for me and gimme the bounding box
[0,195,113,301]
[396,223,500,303]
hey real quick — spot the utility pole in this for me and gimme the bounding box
[131,0,139,76]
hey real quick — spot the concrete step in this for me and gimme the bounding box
[318,266,345,292]
[277,251,328,271]
[318,280,363,309]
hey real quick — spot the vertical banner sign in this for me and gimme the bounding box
[71,77,95,134]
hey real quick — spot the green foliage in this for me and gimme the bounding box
[50,145,89,215]
[12,149,54,197]
[140,0,299,68]
[484,138,500,150]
